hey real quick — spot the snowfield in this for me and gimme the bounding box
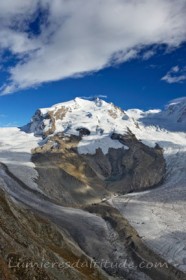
[0,127,41,190]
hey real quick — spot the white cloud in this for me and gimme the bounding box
[142,50,156,60]
[162,65,186,83]
[0,0,186,94]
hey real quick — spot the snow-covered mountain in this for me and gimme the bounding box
[26,97,131,154]
[24,96,186,154]
[137,97,186,131]
[163,97,186,124]
[28,97,128,136]
[0,96,186,280]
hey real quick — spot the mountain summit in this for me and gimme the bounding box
[28,97,128,134]
[26,97,130,154]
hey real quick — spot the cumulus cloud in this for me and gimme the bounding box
[161,65,186,83]
[0,0,186,94]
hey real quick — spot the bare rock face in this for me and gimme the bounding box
[26,106,69,137]
[32,134,109,207]
[76,127,91,136]
[80,132,165,194]
[106,131,166,192]
[32,130,166,206]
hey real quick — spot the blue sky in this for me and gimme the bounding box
[0,1,186,126]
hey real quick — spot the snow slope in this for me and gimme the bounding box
[0,128,41,190]
[135,97,186,132]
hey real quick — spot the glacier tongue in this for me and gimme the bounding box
[111,99,186,273]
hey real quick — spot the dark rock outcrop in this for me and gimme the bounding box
[76,127,91,136]
[32,131,166,206]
